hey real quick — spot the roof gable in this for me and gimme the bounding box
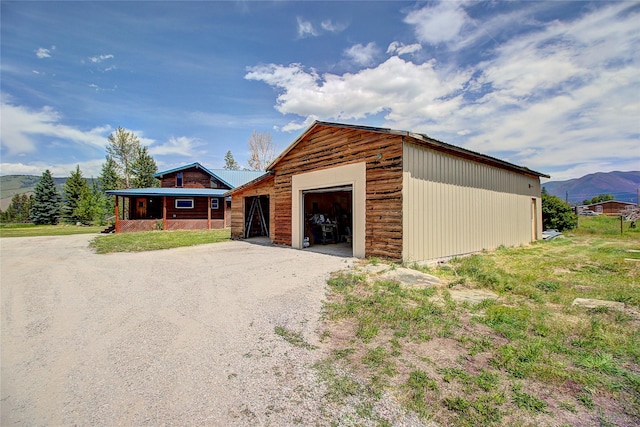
[267,121,549,179]
[155,162,264,189]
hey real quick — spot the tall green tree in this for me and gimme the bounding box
[30,169,62,225]
[2,193,33,223]
[223,150,240,170]
[106,127,141,189]
[75,180,107,225]
[63,165,90,223]
[131,146,159,188]
[99,156,121,191]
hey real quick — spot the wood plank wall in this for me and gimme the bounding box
[229,176,275,240]
[272,126,404,260]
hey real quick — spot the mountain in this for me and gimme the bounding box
[0,175,93,211]
[542,171,640,205]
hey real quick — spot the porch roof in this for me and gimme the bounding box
[106,188,228,197]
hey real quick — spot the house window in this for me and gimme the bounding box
[176,172,183,187]
[175,198,194,209]
[211,198,219,209]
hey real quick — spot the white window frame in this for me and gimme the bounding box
[211,198,219,209]
[175,198,194,209]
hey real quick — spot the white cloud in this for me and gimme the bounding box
[404,2,469,44]
[297,17,318,38]
[149,136,204,157]
[35,46,55,58]
[89,54,114,63]
[321,19,348,33]
[246,56,469,128]
[0,100,109,156]
[387,42,422,56]
[344,42,379,66]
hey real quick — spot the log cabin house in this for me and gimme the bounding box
[227,121,550,264]
[106,163,263,233]
[578,200,638,216]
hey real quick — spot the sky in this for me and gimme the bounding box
[1,1,639,182]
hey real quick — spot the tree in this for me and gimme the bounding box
[75,180,107,225]
[62,165,90,223]
[542,191,577,231]
[247,130,275,171]
[2,193,33,223]
[99,156,121,191]
[106,127,141,189]
[131,146,159,188]
[582,194,614,205]
[30,170,62,225]
[224,150,240,170]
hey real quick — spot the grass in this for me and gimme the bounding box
[0,223,104,237]
[274,326,318,350]
[317,216,640,426]
[89,228,231,253]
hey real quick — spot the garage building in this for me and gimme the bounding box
[227,121,549,263]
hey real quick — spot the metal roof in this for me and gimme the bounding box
[267,121,550,179]
[106,188,228,197]
[209,169,265,188]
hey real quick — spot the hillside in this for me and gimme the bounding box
[542,171,639,204]
[0,175,91,211]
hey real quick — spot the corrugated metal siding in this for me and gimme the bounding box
[403,141,542,263]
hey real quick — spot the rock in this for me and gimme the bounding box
[449,289,499,305]
[571,298,625,310]
[379,267,442,287]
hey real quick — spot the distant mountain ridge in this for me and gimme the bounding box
[0,174,94,211]
[542,171,640,205]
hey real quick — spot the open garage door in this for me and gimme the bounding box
[302,186,352,255]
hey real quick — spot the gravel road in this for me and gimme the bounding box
[1,234,354,426]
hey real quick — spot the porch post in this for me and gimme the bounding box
[114,196,120,233]
[163,196,167,230]
[207,196,211,230]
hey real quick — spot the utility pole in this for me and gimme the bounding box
[566,191,569,204]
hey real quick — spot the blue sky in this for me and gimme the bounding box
[1,1,639,182]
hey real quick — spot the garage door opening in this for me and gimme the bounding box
[302,186,352,257]
[244,195,269,238]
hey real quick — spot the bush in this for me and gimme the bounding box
[542,192,577,231]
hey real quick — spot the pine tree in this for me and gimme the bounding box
[63,165,90,223]
[30,170,62,225]
[223,150,240,170]
[99,156,122,191]
[75,180,107,225]
[131,146,159,188]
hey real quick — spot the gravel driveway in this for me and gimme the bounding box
[1,234,353,426]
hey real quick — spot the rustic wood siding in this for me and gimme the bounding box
[166,197,210,220]
[229,176,275,240]
[272,126,404,260]
[159,167,231,189]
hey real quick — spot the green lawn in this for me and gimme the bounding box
[89,228,231,253]
[317,216,640,426]
[0,223,104,237]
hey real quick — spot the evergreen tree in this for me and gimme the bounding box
[131,146,159,188]
[75,180,107,225]
[223,150,240,170]
[30,170,62,225]
[63,165,90,223]
[99,156,122,191]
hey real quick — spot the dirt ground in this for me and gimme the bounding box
[0,234,354,426]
